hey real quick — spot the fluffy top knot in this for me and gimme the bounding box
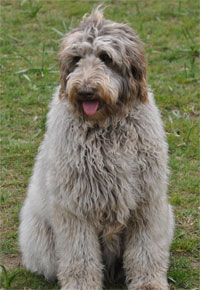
[81,6,105,28]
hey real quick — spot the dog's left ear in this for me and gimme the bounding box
[124,28,148,103]
[130,54,148,103]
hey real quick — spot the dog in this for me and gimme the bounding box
[19,8,174,290]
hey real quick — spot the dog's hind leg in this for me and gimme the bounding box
[19,199,57,281]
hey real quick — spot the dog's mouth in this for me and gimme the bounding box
[82,100,99,116]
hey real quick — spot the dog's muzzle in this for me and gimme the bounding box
[78,87,99,116]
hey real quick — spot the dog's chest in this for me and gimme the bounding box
[55,125,139,228]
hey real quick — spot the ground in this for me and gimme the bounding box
[0,0,199,289]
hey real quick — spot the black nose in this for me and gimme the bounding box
[77,87,95,100]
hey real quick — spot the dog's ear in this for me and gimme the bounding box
[123,27,148,103]
[58,63,67,99]
[58,50,68,99]
[131,60,148,103]
[58,30,81,100]
[58,34,73,100]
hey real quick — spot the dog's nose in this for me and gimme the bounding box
[77,87,95,100]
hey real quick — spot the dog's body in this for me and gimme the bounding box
[19,9,174,290]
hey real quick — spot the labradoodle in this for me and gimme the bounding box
[19,8,174,290]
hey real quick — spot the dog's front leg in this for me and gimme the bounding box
[123,202,173,290]
[53,205,103,290]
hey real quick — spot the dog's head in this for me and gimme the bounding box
[59,8,148,121]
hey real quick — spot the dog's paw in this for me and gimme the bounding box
[61,287,102,290]
[128,281,168,290]
[60,283,102,290]
[136,284,168,290]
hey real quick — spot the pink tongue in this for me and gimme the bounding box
[82,101,99,115]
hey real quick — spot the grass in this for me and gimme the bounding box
[0,0,199,289]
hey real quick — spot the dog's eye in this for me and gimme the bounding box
[73,56,81,64]
[99,52,112,64]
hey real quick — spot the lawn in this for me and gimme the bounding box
[0,0,199,289]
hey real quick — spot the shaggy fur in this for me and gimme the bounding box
[19,8,174,290]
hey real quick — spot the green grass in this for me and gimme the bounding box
[0,0,199,289]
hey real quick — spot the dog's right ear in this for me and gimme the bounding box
[58,48,68,100]
[58,85,65,99]
[58,30,81,99]
[58,33,73,100]
[58,63,68,99]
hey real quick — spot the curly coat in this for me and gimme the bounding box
[19,8,174,290]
